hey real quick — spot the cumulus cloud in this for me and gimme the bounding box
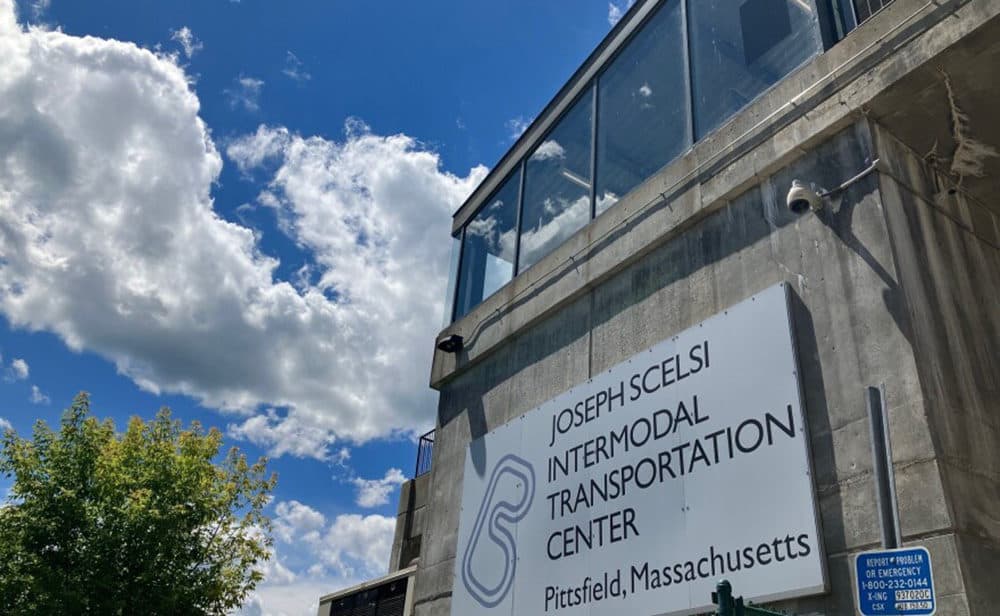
[0,417,11,432]
[352,468,406,508]
[273,500,326,544]
[226,75,265,112]
[316,513,396,577]
[271,500,395,577]
[243,500,397,615]
[227,409,335,459]
[0,1,485,459]
[29,385,49,405]
[170,26,203,59]
[239,580,337,616]
[224,122,486,455]
[608,0,635,27]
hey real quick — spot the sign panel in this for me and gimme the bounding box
[856,547,935,615]
[452,283,827,616]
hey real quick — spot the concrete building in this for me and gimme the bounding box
[332,0,1000,614]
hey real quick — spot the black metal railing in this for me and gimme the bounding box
[414,430,434,477]
[712,580,789,616]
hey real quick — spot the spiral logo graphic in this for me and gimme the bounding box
[461,454,535,608]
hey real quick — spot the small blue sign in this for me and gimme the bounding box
[855,547,935,615]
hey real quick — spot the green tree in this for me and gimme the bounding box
[0,392,277,615]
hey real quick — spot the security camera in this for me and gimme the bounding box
[436,333,464,353]
[786,180,824,214]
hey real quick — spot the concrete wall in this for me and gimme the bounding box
[389,473,431,573]
[409,121,982,615]
[874,125,1000,615]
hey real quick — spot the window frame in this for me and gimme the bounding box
[450,0,842,324]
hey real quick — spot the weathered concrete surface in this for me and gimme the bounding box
[411,121,969,614]
[874,124,1000,615]
[389,473,430,573]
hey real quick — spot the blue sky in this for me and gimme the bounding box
[0,0,628,613]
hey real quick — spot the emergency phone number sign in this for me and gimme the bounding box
[855,547,935,615]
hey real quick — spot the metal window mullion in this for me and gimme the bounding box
[513,160,527,276]
[846,0,859,29]
[450,226,466,323]
[681,0,696,144]
[590,81,599,220]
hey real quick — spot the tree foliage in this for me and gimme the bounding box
[0,393,277,615]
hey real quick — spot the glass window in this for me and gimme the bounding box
[442,235,462,326]
[689,0,823,138]
[453,168,520,320]
[596,0,689,215]
[518,90,594,273]
[854,0,893,24]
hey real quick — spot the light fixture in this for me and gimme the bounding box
[436,334,464,354]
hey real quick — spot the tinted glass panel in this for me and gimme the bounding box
[454,168,520,319]
[854,0,893,23]
[689,0,822,138]
[442,235,461,325]
[596,0,688,215]
[519,91,593,272]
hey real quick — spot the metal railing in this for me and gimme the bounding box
[413,430,434,478]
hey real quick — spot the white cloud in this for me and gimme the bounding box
[241,502,396,616]
[239,580,336,616]
[316,513,395,577]
[226,75,265,112]
[226,125,291,174]
[530,139,566,162]
[331,446,351,467]
[170,26,203,59]
[0,418,11,431]
[10,358,28,380]
[0,1,486,460]
[29,385,49,405]
[224,122,486,456]
[228,409,335,459]
[520,194,591,267]
[608,0,635,27]
[273,500,326,544]
[282,51,310,82]
[266,504,396,581]
[505,115,532,142]
[352,468,406,508]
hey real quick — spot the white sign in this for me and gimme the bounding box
[452,283,827,616]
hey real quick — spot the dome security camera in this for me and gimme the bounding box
[787,180,824,214]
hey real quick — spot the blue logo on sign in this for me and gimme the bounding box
[461,454,535,608]
[856,547,935,616]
